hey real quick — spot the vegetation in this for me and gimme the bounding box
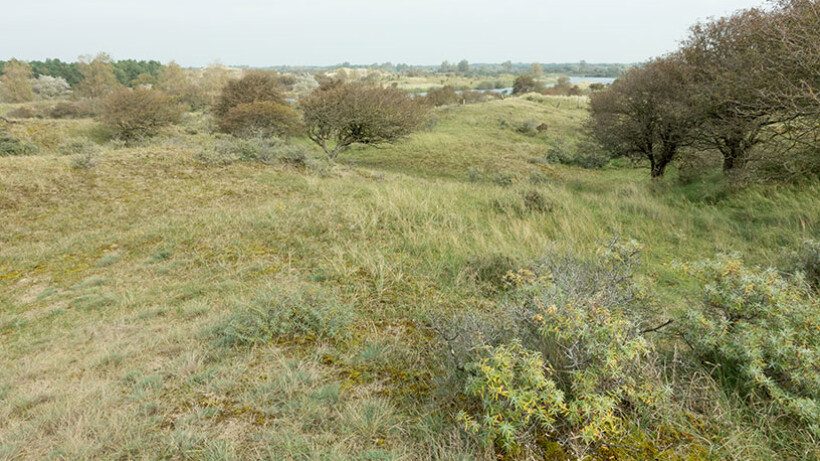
[213,71,300,137]
[99,87,183,139]
[589,0,820,181]
[300,82,427,160]
[0,3,818,457]
[0,58,34,103]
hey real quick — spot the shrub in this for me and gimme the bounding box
[213,71,286,117]
[512,75,544,95]
[677,255,820,436]
[439,240,664,456]
[99,87,182,140]
[301,82,427,160]
[212,71,298,137]
[458,340,564,454]
[48,101,96,119]
[0,126,39,156]
[211,284,356,347]
[5,106,38,119]
[196,136,308,167]
[515,119,542,137]
[30,75,71,99]
[423,86,459,107]
[216,101,301,138]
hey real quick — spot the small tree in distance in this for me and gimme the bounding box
[100,87,182,140]
[0,59,34,103]
[300,82,427,161]
[512,75,543,95]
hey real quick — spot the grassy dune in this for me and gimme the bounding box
[1,97,818,459]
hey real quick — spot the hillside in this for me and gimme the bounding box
[1,97,819,460]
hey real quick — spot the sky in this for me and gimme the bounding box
[0,0,767,67]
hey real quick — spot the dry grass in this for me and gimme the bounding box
[1,97,818,459]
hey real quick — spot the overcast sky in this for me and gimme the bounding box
[1,0,766,67]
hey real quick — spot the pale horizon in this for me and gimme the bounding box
[2,0,767,67]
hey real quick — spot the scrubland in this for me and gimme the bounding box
[1,94,819,460]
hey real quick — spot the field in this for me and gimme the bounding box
[1,95,819,460]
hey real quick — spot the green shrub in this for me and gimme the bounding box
[515,119,542,137]
[0,126,39,156]
[458,340,564,454]
[677,255,820,436]
[212,284,356,347]
[196,136,308,167]
[441,240,665,455]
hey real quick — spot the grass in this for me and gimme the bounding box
[1,96,818,459]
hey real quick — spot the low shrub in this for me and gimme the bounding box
[677,255,820,437]
[216,100,301,138]
[439,240,665,456]
[458,340,564,454]
[6,106,38,119]
[48,101,97,119]
[0,126,39,156]
[196,136,308,167]
[211,284,356,347]
[515,119,542,137]
[99,88,183,140]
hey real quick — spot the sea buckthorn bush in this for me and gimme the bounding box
[677,254,820,436]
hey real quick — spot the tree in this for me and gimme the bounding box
[681,9,779,172]
[157,61,191,95]
[0,59,34,102]
[587,57,695,178]
[501,60,514,74]
[214,71,285,117]
[755,0,820,152]
[213,71,298,137]
[529,62,543,77]
[512,75,543,95]
[77,53,120,98]
[457,59,470,74]
[30,75,71,99]
[300,83,427,160]
[99,87,182,139]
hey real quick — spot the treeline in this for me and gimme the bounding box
[0,55,163,88]
[265,62,630,78]
[588,0,820,181]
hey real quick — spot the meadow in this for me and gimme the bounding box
[1,93,819,460]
